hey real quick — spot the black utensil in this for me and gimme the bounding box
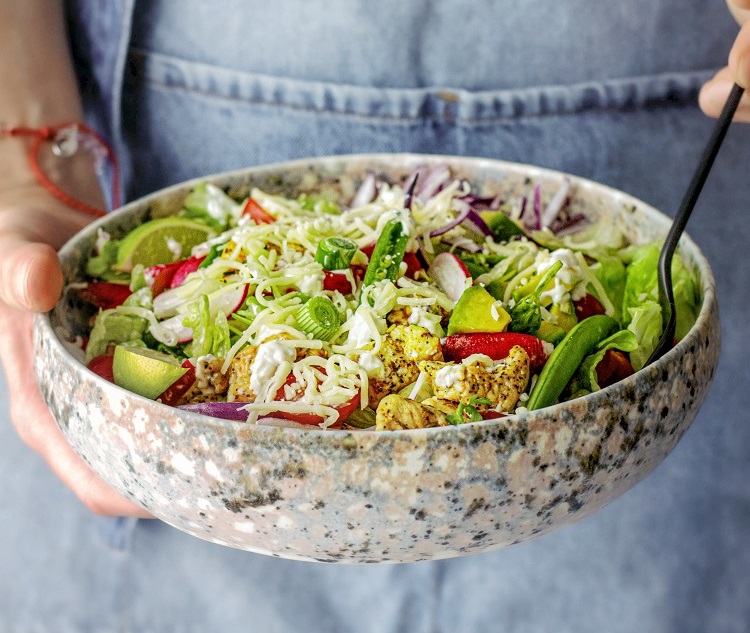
[646,82,745,366]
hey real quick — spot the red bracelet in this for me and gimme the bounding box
[0,122,120,218]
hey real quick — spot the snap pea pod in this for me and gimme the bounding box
[526,314,618,411]
[362,218,409,287]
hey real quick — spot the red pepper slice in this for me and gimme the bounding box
[323,270,354,294]
[574,294,606,320]
[242,198,275,224]
[79,282,132,309]
[595,349,634,388]
[157,360,197,406]
[442,332,549,371]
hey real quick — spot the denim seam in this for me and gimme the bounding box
[126,48,715,124]
[137,77,706,128]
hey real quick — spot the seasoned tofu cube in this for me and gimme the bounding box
[179,356,230,404]
[375,394,453,431]
[419,345,530,412]
[368,324,443,407]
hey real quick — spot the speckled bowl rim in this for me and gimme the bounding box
[42,153,716,440]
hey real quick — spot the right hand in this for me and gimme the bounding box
[698,1,750,120]
[0,183,152,518]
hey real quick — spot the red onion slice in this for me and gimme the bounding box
[416,164,451,200]
[178,402,249,421]
[428,206,471,237]
[532,184,542,230]
[463,210,494,237]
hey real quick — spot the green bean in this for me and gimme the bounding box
[362,218,408,287]
[526,314,618,411]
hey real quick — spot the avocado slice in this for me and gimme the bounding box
[447,285,511,335]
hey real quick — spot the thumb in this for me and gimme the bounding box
[729,19,750,89]
[0,239,63,312]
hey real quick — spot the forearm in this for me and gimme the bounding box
[0,0,102,207]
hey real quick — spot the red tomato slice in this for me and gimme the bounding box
[157,360,197,406]
[242,198,275,224]
[265,373,360,428]
[402,251,424,279]
[87,354,115,382]
[79,282,132,309]
[266,394,361,429]
[480,410,507,421]
[595,349,635,388]
[574,294,606,320]
[323,270,354,294]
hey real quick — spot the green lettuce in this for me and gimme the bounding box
[85,309,148,362]
[621,242,699,342]
[592,255,626,323]
[627,300,663,371]
[183,295,231,358]
[181,183,240,230]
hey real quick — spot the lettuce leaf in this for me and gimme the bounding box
[86,309,148,362]
[592,255,626,323]
[621,242,699,342]
[183,295,231,358]
[86,239,130,282]
[181,183,240,231]
[627,300,663,371]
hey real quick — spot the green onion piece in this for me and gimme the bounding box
[296,296,340,340]
[315,237,359,271]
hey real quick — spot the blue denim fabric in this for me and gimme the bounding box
[1,1,749,631]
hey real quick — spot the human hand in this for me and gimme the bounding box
[699,1,750,120]
[0,184,152,518]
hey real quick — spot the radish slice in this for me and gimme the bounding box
[153,278,222,319]
[169,256,206,289]
[159,315,194,344]
[427,252,472,302]
[160,283,249,343]
[208,283,249,316]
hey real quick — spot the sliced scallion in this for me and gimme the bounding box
[315,237,358,271]
[295,296,340,340]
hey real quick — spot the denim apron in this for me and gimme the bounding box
[1,1,748,631]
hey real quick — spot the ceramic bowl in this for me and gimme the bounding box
[33,154,719,563]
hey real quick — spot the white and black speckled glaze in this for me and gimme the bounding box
[33,155,719,563]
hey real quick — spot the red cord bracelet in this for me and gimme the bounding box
[0,122,120,218]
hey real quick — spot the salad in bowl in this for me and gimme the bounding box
[34,155,718,561]
[72,163,698,431]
